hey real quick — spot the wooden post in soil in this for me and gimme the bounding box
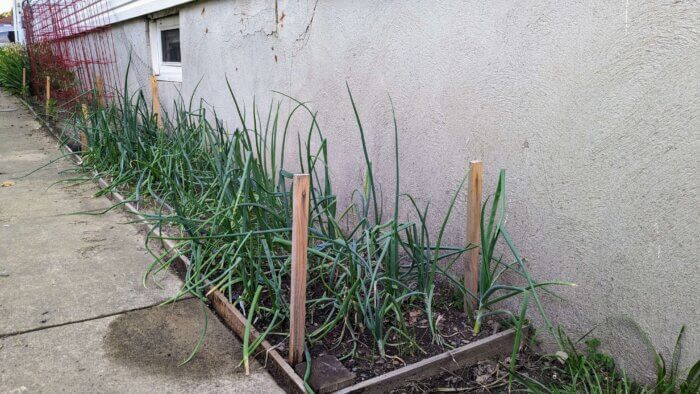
[44,76,50,116]
[95,75,104,106]
[22,68,26,96]
[464,160,483,312]
[289,174,310,366]
[149,75,162,127]
[80,104,89,152]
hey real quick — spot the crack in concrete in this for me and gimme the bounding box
[0,296,194,340]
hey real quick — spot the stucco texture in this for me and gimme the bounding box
[109,0,699,379]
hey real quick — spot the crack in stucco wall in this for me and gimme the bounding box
[290,0,319,57]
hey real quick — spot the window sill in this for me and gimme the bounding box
[155,74,182,83]
[155,66,182,83]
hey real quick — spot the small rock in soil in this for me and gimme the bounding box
[476,374,491,385]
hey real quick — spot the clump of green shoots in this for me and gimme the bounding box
[471,170,573,337]
[510,325,699,393]
[58,67,567,369]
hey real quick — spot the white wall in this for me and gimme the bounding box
[111,0,699,379]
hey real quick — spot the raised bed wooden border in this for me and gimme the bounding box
[20,97,527,393]
[336,327,527,393]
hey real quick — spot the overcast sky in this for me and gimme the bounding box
[0,0,12,14]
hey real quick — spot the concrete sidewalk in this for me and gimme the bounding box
[0,91,283,393]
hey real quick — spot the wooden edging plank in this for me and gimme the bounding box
[18,98,306,393]
[209,291,307,393]
[334,327,526,394]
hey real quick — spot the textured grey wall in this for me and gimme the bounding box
[110,0,699,378]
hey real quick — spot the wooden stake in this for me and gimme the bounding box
[45,76,50,116]
[150,75,161,127]
[464,160,483,311]
[22,68,26,96]
[80,104,89,152]
[95,75,103,106]
[289,174,310,366]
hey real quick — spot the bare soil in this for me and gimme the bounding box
[391,344,551,393]
[258,283,506,384]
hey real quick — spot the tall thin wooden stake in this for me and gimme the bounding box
[80,104,89,152]
[464,160,483,312]
[289,174,310,366]
[45,76,50,116]
[22,68,26,96]
[150,75,161,127]
[95,75,104,106]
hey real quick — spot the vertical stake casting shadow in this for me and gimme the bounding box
[289,174,310,366]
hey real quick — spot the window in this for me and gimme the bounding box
[161,29,181,62]
[149,15,181,82]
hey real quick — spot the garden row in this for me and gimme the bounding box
[38,68,561,392]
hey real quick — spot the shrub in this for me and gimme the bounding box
[0,44,28,95]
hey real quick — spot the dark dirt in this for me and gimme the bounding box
[57,136,511,389]
[312,311,500,382]
[390,343,564,393]
[256,283,505,384]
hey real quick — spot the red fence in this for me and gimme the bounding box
[22,0,118,106]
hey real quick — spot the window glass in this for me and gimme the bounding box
[161,29,181,63]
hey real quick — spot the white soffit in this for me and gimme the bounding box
[71,0,194,30]
[106,0,195,23]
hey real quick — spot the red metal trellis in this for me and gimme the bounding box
[21,0,118,107]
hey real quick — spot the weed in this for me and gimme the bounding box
[510,326,700,393]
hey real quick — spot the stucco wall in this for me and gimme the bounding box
[109,0,699,378]
[111,17,180,115]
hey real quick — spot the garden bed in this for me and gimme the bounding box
[87,170,524,393]
[85,169,525,393]
[20,89,544,393]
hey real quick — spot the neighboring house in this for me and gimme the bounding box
[25,0,700,380]
[0,15,13,45]
[0,24,12,44]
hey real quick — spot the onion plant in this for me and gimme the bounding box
[59,68,566,368]
[472,170,573,336]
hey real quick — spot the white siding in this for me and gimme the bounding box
[106,0,194,23]
[67,0,194,31]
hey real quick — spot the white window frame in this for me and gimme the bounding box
[149,15,182,83]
